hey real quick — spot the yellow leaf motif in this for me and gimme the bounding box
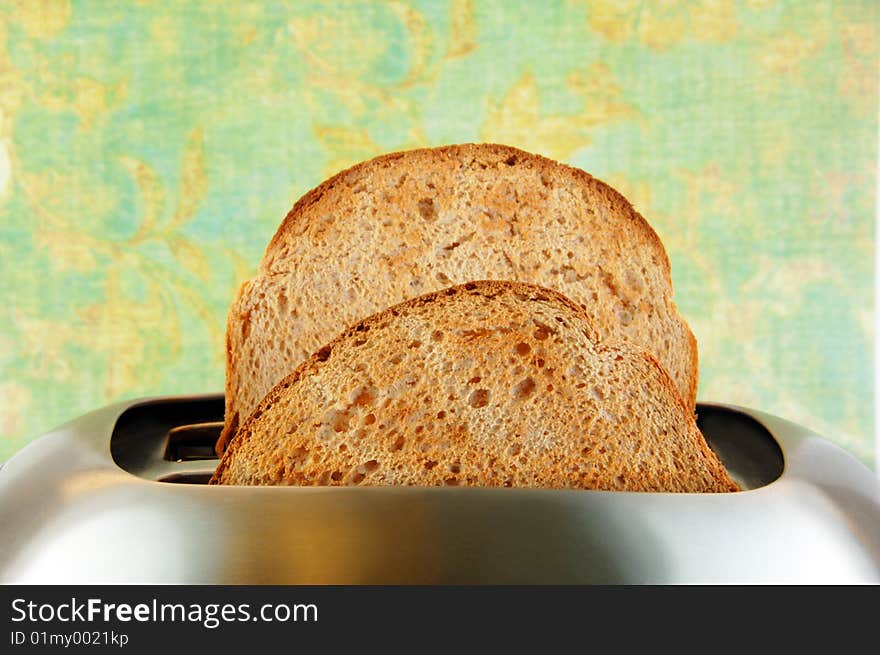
[758,30,827,76]
[79,271,179,399]
[148,14,179,57]
[677,0,736,44]
[838,22,878,117]
[38,74,128,130]
[637,4,686,51]
[485,74,587,160]
[587,0,638,42]
[584,0,747,50]
[7,0,71,39]
[119,155,165,242]
[71,77,126,129]
[36,228,96,272]
[388,1,433,87]
[0,382,30,436]
[11,308,80,382]
[168,235,211,282]
[289,13,388,78]
[448,0,478,58]
[314,124,383,177]
[0,137,10,202]
[481,68,632,162]
[170,128,207,230]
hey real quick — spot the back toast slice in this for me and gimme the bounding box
[220,144,697,453]
[212,281,736,493]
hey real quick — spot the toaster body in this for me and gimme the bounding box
[1,395,878,584]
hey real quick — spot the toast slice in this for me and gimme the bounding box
[212,281,735,493]
[220,143,697,453]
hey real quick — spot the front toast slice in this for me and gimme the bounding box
[212,281,735,493]
[220,143,698,452]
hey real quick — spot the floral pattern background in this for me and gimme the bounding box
[0,0,876,466]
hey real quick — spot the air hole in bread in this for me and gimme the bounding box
[504,154,517,166]
[324,409,352,433]
[436,410,446,419]
[449,461,461,474]
[444,477,459,486]
[351,386,377,406]
[316,346,332,362]
[468,389,490,408]
[515,342,531,356]
[417,197,438,221]
[391,434,405,452]
[424,460,437,470]
[467,376,482,384]
[408,340,422,349]
[363,413,376,425]
[512,377,536,401]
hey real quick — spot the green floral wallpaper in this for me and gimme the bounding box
[0,0,876,466]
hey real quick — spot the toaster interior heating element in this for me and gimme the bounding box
[1,394,878,584]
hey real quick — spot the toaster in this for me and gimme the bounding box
[1,394,878,584]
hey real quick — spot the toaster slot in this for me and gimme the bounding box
[157,472,215,484]
[163,422,223,461]
[111,396,224,481]
[696,405,784,490]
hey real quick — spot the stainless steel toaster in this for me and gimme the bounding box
[1,394,878,584]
